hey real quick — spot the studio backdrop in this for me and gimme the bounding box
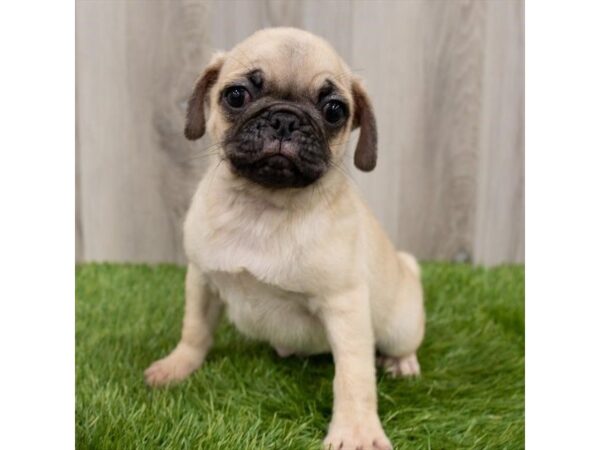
[76,0,524,266]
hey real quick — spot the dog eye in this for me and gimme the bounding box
[322,100,347,125]
[224,86,250,109]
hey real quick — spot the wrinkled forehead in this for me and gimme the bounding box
[220,34,352,99]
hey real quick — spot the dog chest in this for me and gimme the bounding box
[186,190,332,293]
[207,270,329,354]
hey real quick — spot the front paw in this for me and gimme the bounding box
[323,417,392,450]
[144,343,205,387]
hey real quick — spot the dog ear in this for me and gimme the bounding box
[351,79,378,171]
[184,52,226,140]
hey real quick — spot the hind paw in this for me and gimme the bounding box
[377,353,421,378]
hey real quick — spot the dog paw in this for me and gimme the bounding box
[377,353,421,378]
[323,418,392,450]
[274,346,295,358]
[144,344,204,387]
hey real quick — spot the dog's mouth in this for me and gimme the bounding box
[258,154,296,172]
[224,104,331,189]
[229,152,316,189]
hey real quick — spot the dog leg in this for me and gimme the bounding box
[375,251,425,380]
[145,264,222,387]
[319,285,392,450]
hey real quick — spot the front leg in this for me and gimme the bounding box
[318,285,392,450]
[145,264,222,387]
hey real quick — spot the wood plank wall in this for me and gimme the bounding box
[76,0,524,266]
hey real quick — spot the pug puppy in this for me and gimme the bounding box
[145,28,425,450]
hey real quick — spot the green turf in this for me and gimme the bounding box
[76,263,524,450]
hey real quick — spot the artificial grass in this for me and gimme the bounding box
[76,263,524,450]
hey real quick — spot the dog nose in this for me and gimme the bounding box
[270,112,300,139]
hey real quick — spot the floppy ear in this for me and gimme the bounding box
[184,52,226,140]
[351,79,378,171]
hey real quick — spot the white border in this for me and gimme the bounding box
[0,1,74,449]
[527,1,600,448]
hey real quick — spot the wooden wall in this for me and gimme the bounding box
[76,0,524,266]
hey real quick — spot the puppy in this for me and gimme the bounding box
[145,28,425,450]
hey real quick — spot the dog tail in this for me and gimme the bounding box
[397,251,421,278]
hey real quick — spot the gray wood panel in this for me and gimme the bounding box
[350,0,486,263]
[76,0,524,266]
[76,0,213,263]
[474,0,525,264]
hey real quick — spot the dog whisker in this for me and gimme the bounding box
[329,140,351,148]
[228,51,257,75]
[330,67,366,85]
[206,157,226,199]
[329,161,360,189]
[315,180,334,211]
[179,141,227,163]
[181,150,222,163]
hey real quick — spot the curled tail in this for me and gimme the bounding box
[397,251,421,278]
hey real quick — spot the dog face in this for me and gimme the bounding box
[185,28,377,189]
